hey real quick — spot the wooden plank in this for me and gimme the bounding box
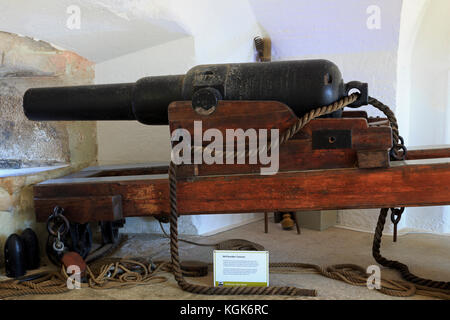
[169,100,392,177]
[80,162,168,172]
[89,166,168,178]
[169,100,298,137]
[341,110,368,118]
[44,163,169,180]
[357,150,390,168]
[34,175,169,222]
[34,158,450,220]
[34,195,123,224]
[174,122,392,176]
[58,170,102,179]
[37,173,168,185]
[72,163,168,178]
[175,158,450,214]
[405,146,450,160]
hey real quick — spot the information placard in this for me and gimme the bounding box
[213,250,269,287]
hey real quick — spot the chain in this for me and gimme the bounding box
[46,206,70,237]
[390,207,405,242]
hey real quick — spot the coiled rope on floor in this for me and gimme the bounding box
[0,258,170,299]
[2,251,448,299]
[150,218,449,298]
[0,272,69,299]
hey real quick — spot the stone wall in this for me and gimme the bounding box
[0,32,97,268]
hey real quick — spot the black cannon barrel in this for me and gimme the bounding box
[24,83,136,121]
[23,60,356,125]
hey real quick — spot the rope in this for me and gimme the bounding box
[368,97,405,159]
[373,208,450,297]
[0,259,170,299]
[0,272,69,299]
[365,102,449,295]
[158,220,264,250]
[269,263,416,298]
[76,260,168,290]
[159,213,446,298]
[1,249,447,299]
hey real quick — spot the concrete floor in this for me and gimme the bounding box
[4,218,450,300]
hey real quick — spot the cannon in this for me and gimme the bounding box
[22,59,450,296]
[23,59,367,124]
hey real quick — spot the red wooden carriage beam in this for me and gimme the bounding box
[33,156,450,223]
[175,158,450,214]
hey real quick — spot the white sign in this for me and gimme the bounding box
[213,250,269,287]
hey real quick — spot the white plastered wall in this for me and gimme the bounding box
[339,0,450,235]
[397,0,450,234]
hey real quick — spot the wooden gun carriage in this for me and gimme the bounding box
[31,101,450,230]
[22,60,450,285]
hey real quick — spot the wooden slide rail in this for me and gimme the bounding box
[33,150,450,224]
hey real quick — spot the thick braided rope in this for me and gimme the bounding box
[1,256,444,299]
[0,259,170,299]
[159,212,440,299]
[269,262,416,297]
[368,97,400,144]
[159,220,264,250]
[365,101,449,294]
[0,273,69,299]
[80,259,168,289]
[279,94,359,145]
[373,208,450,291]
[368,97,403,159]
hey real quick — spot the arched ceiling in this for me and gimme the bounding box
[0,0,403,63]
[0,0,189,62]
